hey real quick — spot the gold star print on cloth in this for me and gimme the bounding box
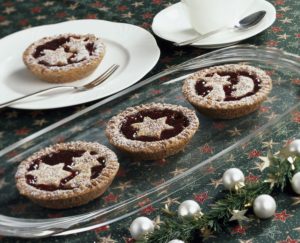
[27,163,71,187]
[202,73,231,101]
[37,47,73,66]
[229,209,249,222]
[65,151,101,187]
[131,116,174,138]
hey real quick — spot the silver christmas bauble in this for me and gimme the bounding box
[222,168,245,190]
[253,194,276,219]
[291,172,300,194]
[178,200,201,218]
[168,240,185,243]
[129,216,154,240]
[288,139,300,156]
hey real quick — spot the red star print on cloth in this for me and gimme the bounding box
[104,193,118,204]
[200,143,214,154]
[212,122,226,130]
[231,225,247,235]
[194,191,209,204]
[292,79,300,85]
[274,210,293,223]
[266,40,278,47]
[259,106,271,113]
[94,225,110,234]
[204,166,216,174]
[141,205,156,215]
[276,13,284,19]
[155,158,168,167]
[138,198,151,207]
[292,112,300,124]
[248,149,261,158]
[7,151,18,159]
[15,127,30,135]
[275,0,285,5]
[245,173,260,183]
[278,236,298,243]
[272,26,283,33]
[123,237,135,243]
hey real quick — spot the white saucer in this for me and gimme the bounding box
[152,0,276,48]
[0,20,160,110]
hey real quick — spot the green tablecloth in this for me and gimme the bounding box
[0,0,299,242]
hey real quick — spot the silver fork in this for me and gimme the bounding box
[0,64,119,109]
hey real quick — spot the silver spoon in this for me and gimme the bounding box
[175,10,266,46]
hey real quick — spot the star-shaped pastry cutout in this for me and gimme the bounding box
[27,163,71,187]
[66,151,101,187]
[202,73,231,101]
[64,37,90,62]
[131,116,173,138]
[38,47,73,66]
[229,209,250,222]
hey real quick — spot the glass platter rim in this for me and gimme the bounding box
[1,44,300,238]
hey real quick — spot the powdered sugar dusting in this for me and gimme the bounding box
[37,47,73,66]
[183,64,272,109]
[65,151,102,188]
[24,34,105,71]
[27,163,71,187]
[231,76,255,98]
[64,37,90,62]
[131,116,174,138]
[202,73,231,101]
[105,103,199,154]
[15,141,119,200]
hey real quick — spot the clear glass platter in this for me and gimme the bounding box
[0,45,299,238]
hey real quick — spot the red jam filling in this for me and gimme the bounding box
[120,109,189,142]
[26,150,106,191]
[195,71,261,101]
[33,36,95,66]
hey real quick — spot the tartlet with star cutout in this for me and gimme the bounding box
[15,141,119,209]
[105,103,199,160]
[23,33,105,83]
[182,64,272,119]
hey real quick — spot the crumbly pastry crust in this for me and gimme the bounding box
[23,33,105,83]
[182,64,272,119]
[105,103,199,160]
[15,141,119,209]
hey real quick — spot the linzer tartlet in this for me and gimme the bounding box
[23,33,105,83]
[182,64,272,119]
[105,103,199,160]
[15,141,119,209]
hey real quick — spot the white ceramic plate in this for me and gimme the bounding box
[152,0,276,48]
[0,19,160,109]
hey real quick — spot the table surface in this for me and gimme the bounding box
[0,0,299,242]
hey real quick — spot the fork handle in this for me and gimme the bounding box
[0,86,75,109]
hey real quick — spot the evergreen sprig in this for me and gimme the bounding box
[137,148,300,243]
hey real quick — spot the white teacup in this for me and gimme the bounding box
[181,0,256,34]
